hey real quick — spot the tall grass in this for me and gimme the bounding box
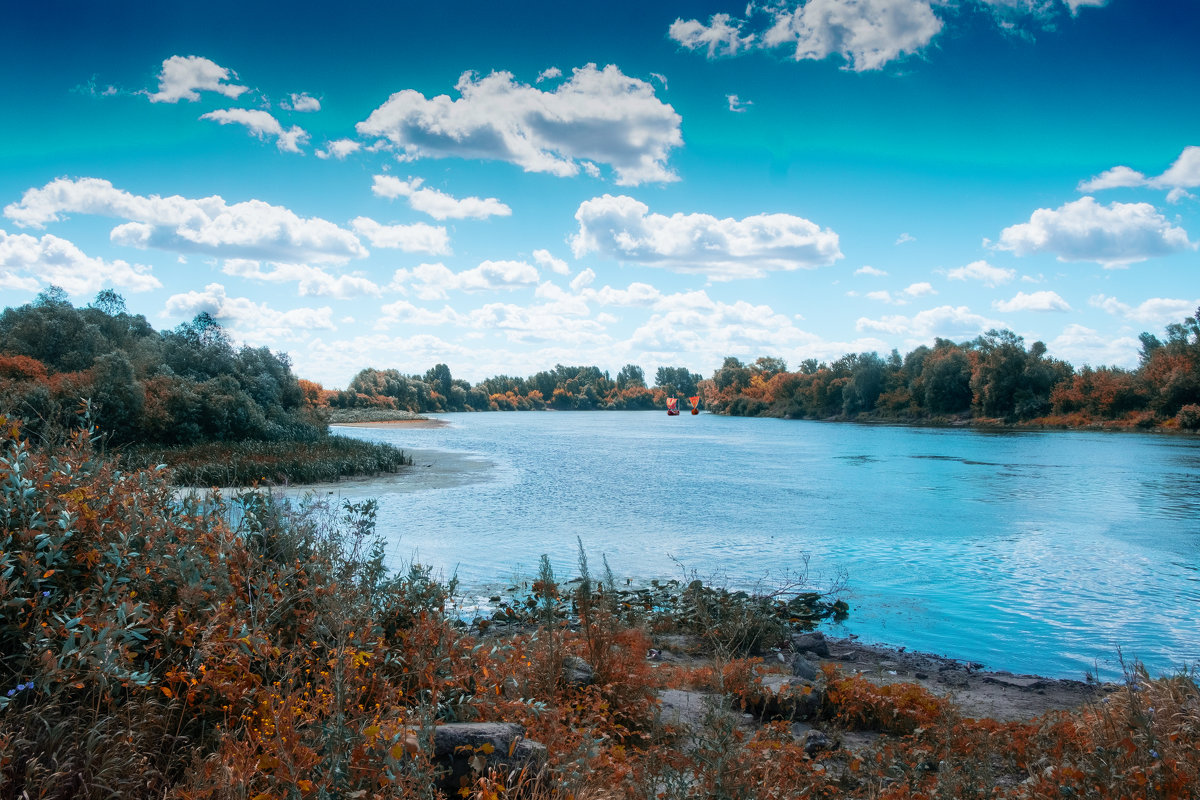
[120,434,412,486]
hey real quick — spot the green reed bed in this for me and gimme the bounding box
[120,434,412,486]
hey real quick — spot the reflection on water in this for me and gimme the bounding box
[326,413,1200,680]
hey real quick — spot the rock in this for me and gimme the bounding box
[790,631,831,658]
[562,655,594,688]
[417,722,547,795]
[802,729,832,757]
[791,653,818,681]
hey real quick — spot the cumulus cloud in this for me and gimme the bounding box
[316,139,362,160]
[390,260,539,300]
[356,64,683,186]
[349,217,449,254]
[1048,324,1138,369]
[1077,165,1147,192]
[571,194,842,279]
[0,228,161,296]
[370,175,511,220]
[1077,146,1200,197]
[946,259,1015,287]
[147,55,248,103]
[994,196,1194,267]
[532,249,570,275]
[672,1,1109,71]
[992,290,1071,312]
[284,92,321,112]
[536,67,562,82]
[856,304,1003,340]
[669,14,756,57]
[855,265,888,276]
[895,232,915,244]
[221,259,380,298]
[164,282,335,341]
[864,281,936,305]
[671,1,943,71]
[4,177,366,263]
[200,108,309,153]
[377,299,468,328]
[1089,294,1200,326]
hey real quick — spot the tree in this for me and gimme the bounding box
[616,363,646,390]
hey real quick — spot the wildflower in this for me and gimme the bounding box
[1150,749,1160,759]
[5,690,13,697]
[42,591,50,597]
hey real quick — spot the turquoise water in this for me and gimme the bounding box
[327,411,1200,680]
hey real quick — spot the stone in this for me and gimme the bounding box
[802,729,832,757]
[562,655,594,688]
[791,653,818,681]
[419,722,547,794]
[790,631,831,658]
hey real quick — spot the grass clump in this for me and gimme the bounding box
[119,434,412,486]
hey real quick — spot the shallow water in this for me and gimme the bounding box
[322,412,1200,680]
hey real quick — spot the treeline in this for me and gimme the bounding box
[703,310,1200,430]
[0,287,320,447]
[323,363,703,413]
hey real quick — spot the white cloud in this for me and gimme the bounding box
[946,259,1015,287]
[857,304,1003,340]
[1166,188,1196,205]
[669,13,756,57]
[571,194,842,279]
[356,64,683,186]
[992,290,1071,312]
[285,92,321,112]
[370,175,511,220]
[672,1,943,72]
[1154,146,1200,190]
[763,0,944,71]
[536,67,562,82]
[532,248,570,275]
[672,1,1111,71]
[1089,294,1200,326]
[389,260,539,300]
[1077,165,1146,192]
[569,268,595,292]
[1064,0,1108,14]
[350,216,449,254]
[895,232,915,244]
[221,259,380,298]
[0,228,161,296]
[864,281,935,305]
[1048,324,1138,369]
[164,282,334,341]
[147,55,248,103]
[316,139,362,160]
[200,108,310,153]
[3,177,366,263]
[1077,146,1200,196]
[650,72,669,90]
[583,281,663,306]
[994,196,1194,267]
[855,265,888,276]
[727,94,752,112]
[377,299,468,328]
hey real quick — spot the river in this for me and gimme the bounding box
[320,411,1200,680]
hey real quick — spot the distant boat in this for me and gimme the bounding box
[666,397,679,416]
[688,395,700,415]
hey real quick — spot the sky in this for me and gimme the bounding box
[1,0,1198,388]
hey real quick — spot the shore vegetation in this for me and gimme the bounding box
[3,416,1198,799]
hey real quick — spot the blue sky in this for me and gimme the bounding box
[2,0,1197,387]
